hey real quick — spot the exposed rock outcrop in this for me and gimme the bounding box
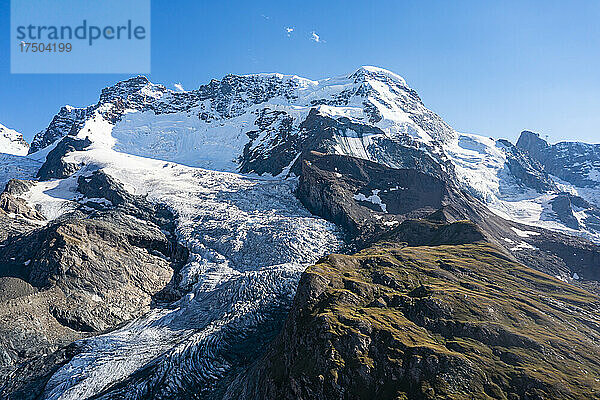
[0,170,188,399]
[496,139,557,193]
[226,228,600,400]
[296,151,468,246]
[296,151,600,295]
[517,130,600,189]
[36,136,92,180]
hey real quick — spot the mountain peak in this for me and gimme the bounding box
[519,130,547,143]
[516,130,550,161]
[99,75,165,104]
[349,66,408,86]
[28,65,453,157]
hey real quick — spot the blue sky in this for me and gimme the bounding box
[1,0,599,144]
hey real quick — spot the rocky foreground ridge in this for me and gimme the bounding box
[226,221,600,400]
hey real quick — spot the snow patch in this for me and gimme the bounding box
[511,227,541,238]
[509,242,536,251]
[353,189,387,212]
[0,123,29,156]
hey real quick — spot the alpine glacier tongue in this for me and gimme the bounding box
[31,148,342,399]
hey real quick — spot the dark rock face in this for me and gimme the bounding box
[225,236,600,400]
[516,131,550,161]
[36,136,92,180]
[29,106,93,154]
[548,192,592,230]
[239,108,301,176]
[240,106,454,177]
[497,139,557,193]
[3,179,34,196]
[295,151,600,295]
[0,180,44,246]
[0,343,80,400]
[550,193,580,229]
[0,170,188,398]
[76,170,180,235]
[296,151,458,245]
[384,219,488,247]
[0,193,43,221]
[517,130,600,189]
[1,211,178,329]
[523,228,600,281]
[295,151,511,249]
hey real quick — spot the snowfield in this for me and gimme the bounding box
[0,153,41,189]
[0,124,39,188]
[445,132,600,243]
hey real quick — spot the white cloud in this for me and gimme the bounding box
[285,27,294,37]
[311,31,322,43]
[174,83,185,92]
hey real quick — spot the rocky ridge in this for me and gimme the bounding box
[0,170,187,399]
[517,130,600,189]
[226,225,600,400]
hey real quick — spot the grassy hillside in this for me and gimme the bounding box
[227,222,600,399]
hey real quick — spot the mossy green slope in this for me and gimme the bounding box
[226,224,600,400]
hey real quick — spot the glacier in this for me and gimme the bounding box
[34,144,342,399]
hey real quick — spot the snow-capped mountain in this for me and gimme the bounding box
[517,130,600,189]
[2,66,600,399]
[446,132,600,242]
[29,66,456,175]
[26,66,600,241]
[0,123,29,156]
[517,131,600,208]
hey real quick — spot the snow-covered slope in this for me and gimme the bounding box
[0,153,41,192]
[0,124,40,189]
[445,132,600,242]
[0,123,29,156]
[517,130,600,206]
[29,67,455,175]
